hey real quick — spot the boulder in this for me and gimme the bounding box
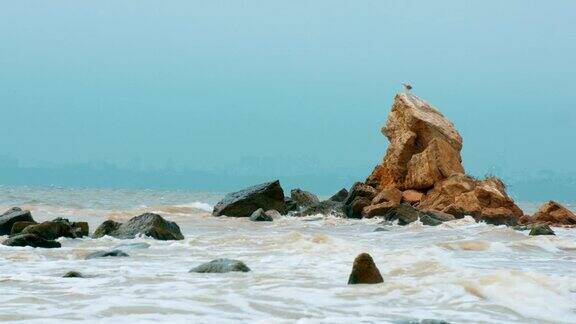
[296,200,344,216]
[365,93,463,190]
[285,197,299,212]
[213,180,287,217]
[329,188,349,202]
[10,221,37,236]
[63,271,84,278]
[348,253,383,284]
[2,234,61,248]
[85,249,129,259]
[290,188,320,208]
[343,182,378,218]
[380,204,454,226]
[529,224,555,236]
[21,220,75,240]
[402,190,424,204]
[189,258,251,273]
[249,208,273,222]
[93,213,184,240]
[529,201,576,226]
[0,207,35,235]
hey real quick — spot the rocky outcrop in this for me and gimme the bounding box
[524,201,576,226]
[329,188,349,202]
[529,224,555,236]
[2,234,61,248]
[93,213,184,240]
[249,208,273,222]
[213,180,287,217]
[290,188,320,208]
[0,207,35,235]
[86,249,129,259]
[189,259,251,273]
[348,253,383,284]
[346,93,523,225]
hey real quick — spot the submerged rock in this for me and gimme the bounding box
[63,271,84,278]
[329,188,349,202]
[344,182,378,218]
[10,221,37,236]
[85,249,129,259]
[285,197,299,212]
[296,200,344,217]
[528,201,576,226]
[21,220,75,240]
[348,253,383,284]
[189,258,251,273]
[113,242,151,250]
[213,180,287,217]
[290,188,320,208]
[0,207,35,235]
[249,208,273,222]
[529,224,555,236]
[2,234,61,248]
[93,213,184,240]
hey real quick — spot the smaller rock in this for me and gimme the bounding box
[531,201,576,226]
[85,249,129,259]
[0,207,35,235]
[189,258,251,273]
[92,213,184,240]
[373,227,390,232]
[285,197,299,212]
[402,190,424,204]
[2,234,61,248]
[71,221,89,237]
[329,188,349,202]
[529,224,555,236]
[348,253,384,284]
[296,200,344,216]
[249,208,273,222]
[92,220,122,238]
[419,210,455,226]
[512,225,529,231]
[265,209,281,218]
[10,221,37,236]
[213,180,287,216]
[63,271,84,278]
[113,242,151,250]
[290,188,320,207]
[21,220,75,240]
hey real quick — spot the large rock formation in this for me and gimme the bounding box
[522,201,576,226]
[213,180,287,217]
[349,93,523,225]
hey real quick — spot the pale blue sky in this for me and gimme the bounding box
[0,1,575,193]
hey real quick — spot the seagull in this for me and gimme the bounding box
[402,83,413,93]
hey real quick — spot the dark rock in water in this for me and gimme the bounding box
[373,227,390,232]
[2,234,61,248]
[512,225,529,231]
[296,200,344,216]
[70,221,89,238]
[394,320,450,324]
[92,213,184,240]
[419,210,455,226]
[348,253,383,284]
[213,180,287,216]
[346,196,372,219]
[529,224,555,236]
[0,207,35,235]
[290,188,320,208]
[285,197,299,212]
[85,249,129,259]
[382,204,453,226]
[343,182,378,218]
[329,188,349,202]
[249,208,273,222]
[22,220,75,240]
[189,258,251,273]
[113,242,151,250]
[63,271,84,278]
[10,221,37,236]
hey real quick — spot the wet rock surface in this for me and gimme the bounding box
[213,180,287,217]
[329,188,349,202]
[290,188,320,208]
[526,201,576,226]
[93,213,184,240]
[249,208,273,222]
[63,271,84,278]
[85,249,129,259]
[0,207,35,235]
[529,224,555,236]
[189,258,251,273]
[348,253,383,284]
[2,234,61,248]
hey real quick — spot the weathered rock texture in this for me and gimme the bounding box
[349,93,523,225]
[189,259,251,273]
[213,180,287,217]
[0,207,35,235]
[524,201,576,226]
[93,213,184,240]
[348,253,384,284]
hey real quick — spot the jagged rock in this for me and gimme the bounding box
[10,221,37,236]
[189,258,251,273]
[2,234,61,248]
[63,271,84,278]
[297,200,344,216]
[402,190,424,204]
[348,253,383,284]
[92,213,184,240]
[285,197,299,212]
[85,249,129,259]
[329,188,349,202]
[528,201,576,226]
[249,208,273,222]
[0,207,35,235]
[290,188,320,208]
[344,182,378,218]
[366,93,463,190]
[529,224,555,236]
[213,180,287,216]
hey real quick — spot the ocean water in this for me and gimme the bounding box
[0,185,575,324]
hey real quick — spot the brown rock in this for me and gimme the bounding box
[344,182,379,218]
[348,253,384,285]
[10,221,37,236]
[530,201,576,226]
[371,186,402,206]
[402,190,424,204]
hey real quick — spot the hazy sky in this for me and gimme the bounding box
[1,1,575,189]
